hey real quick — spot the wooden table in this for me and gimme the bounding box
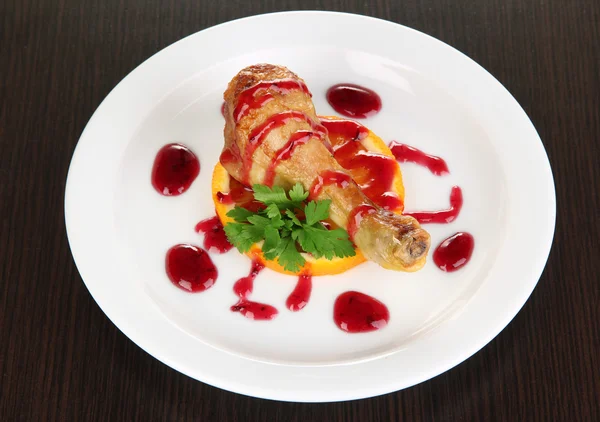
[1,0,598,420]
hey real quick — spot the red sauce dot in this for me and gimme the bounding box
[151,143,200,196]
[326,84,382,118]
[195,216,232,253]
[334,291,390,333]
[433,232,474,272]
[286,274,312,312]
[230,301,278,321]
[165,244,217,293]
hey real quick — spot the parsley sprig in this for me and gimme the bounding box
[223,183,356,272]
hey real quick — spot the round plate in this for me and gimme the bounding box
[65,11,555,401]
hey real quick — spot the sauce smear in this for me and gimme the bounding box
[433,232,474,272]
[231,259,278,320]
[151,143,200,196]
[264,131,317,186]
[326,84,382,118]
[219,147,239,167]
[404,186,463,224]
[320,118,369,142]
[389,142,449,176]
[234,79,311,123]
[321,118,402,211]
[309,170,352,199]
[243,111,325,184]
[195,216,233,253]
[217,177,264,213]
[286,274,312,312]
[165,244,217,292]
[334,291,390,333]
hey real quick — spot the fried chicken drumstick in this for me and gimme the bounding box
[220,64,430,271]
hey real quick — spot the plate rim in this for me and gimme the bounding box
[65,10,556,402]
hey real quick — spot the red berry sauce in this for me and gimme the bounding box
[433,232,474,272]
[194,216,233,253]
[165,244,217,293]
[151,143,200,196]
[389,141,449,176]
[333,291,390,333]
[286,274,313,312]
[231,259,278,320]
[326,84,382,118]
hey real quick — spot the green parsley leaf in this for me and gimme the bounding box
[252,183,305,210]
[252,184,289,205]
[284,209,302,226]
[224,222,264,252]
[304,199,331,226]
[278,237,306,272]
[263,236,286,261]
[262,225,281,257]
[246,214,272,228]
[264,203,281,219]
[226,206,254,223]
[288,183,309,202]
[282,219,294,231]
[298,225,355,260]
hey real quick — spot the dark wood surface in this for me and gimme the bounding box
[1,0,599,420]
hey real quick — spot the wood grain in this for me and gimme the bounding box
[1,0,598,420]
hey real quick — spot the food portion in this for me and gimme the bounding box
[219,64,430,272]
[154,63,473,331]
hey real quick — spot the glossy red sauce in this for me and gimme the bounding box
[433,232,474,272]
[151,143,200,196]
[220,102,226,118]
[404,186,463,224]
[264,130,318,186]
[219,147,238,167]
[347,204,377,241]
[217,177,264,213]
[339,148,401,210]
[243,111,325,184]
[286,274,312,312]
[389,141,450,176]
[309,170,352,199]
[326,84,382,118]
[218,177,252,203]
[165,244,217,293]
[231,259,278,320]
[217,176,265,212]
[334,291,390,333]
[219,148,241,170]
[234,79,311,123]
[194,216,233,253]
[216,191,234,204]
[320,118,369,142]
[321,118,401,211]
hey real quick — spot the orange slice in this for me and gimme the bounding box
[212,118,404,276]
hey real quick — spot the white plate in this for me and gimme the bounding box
[65,11,555,401]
